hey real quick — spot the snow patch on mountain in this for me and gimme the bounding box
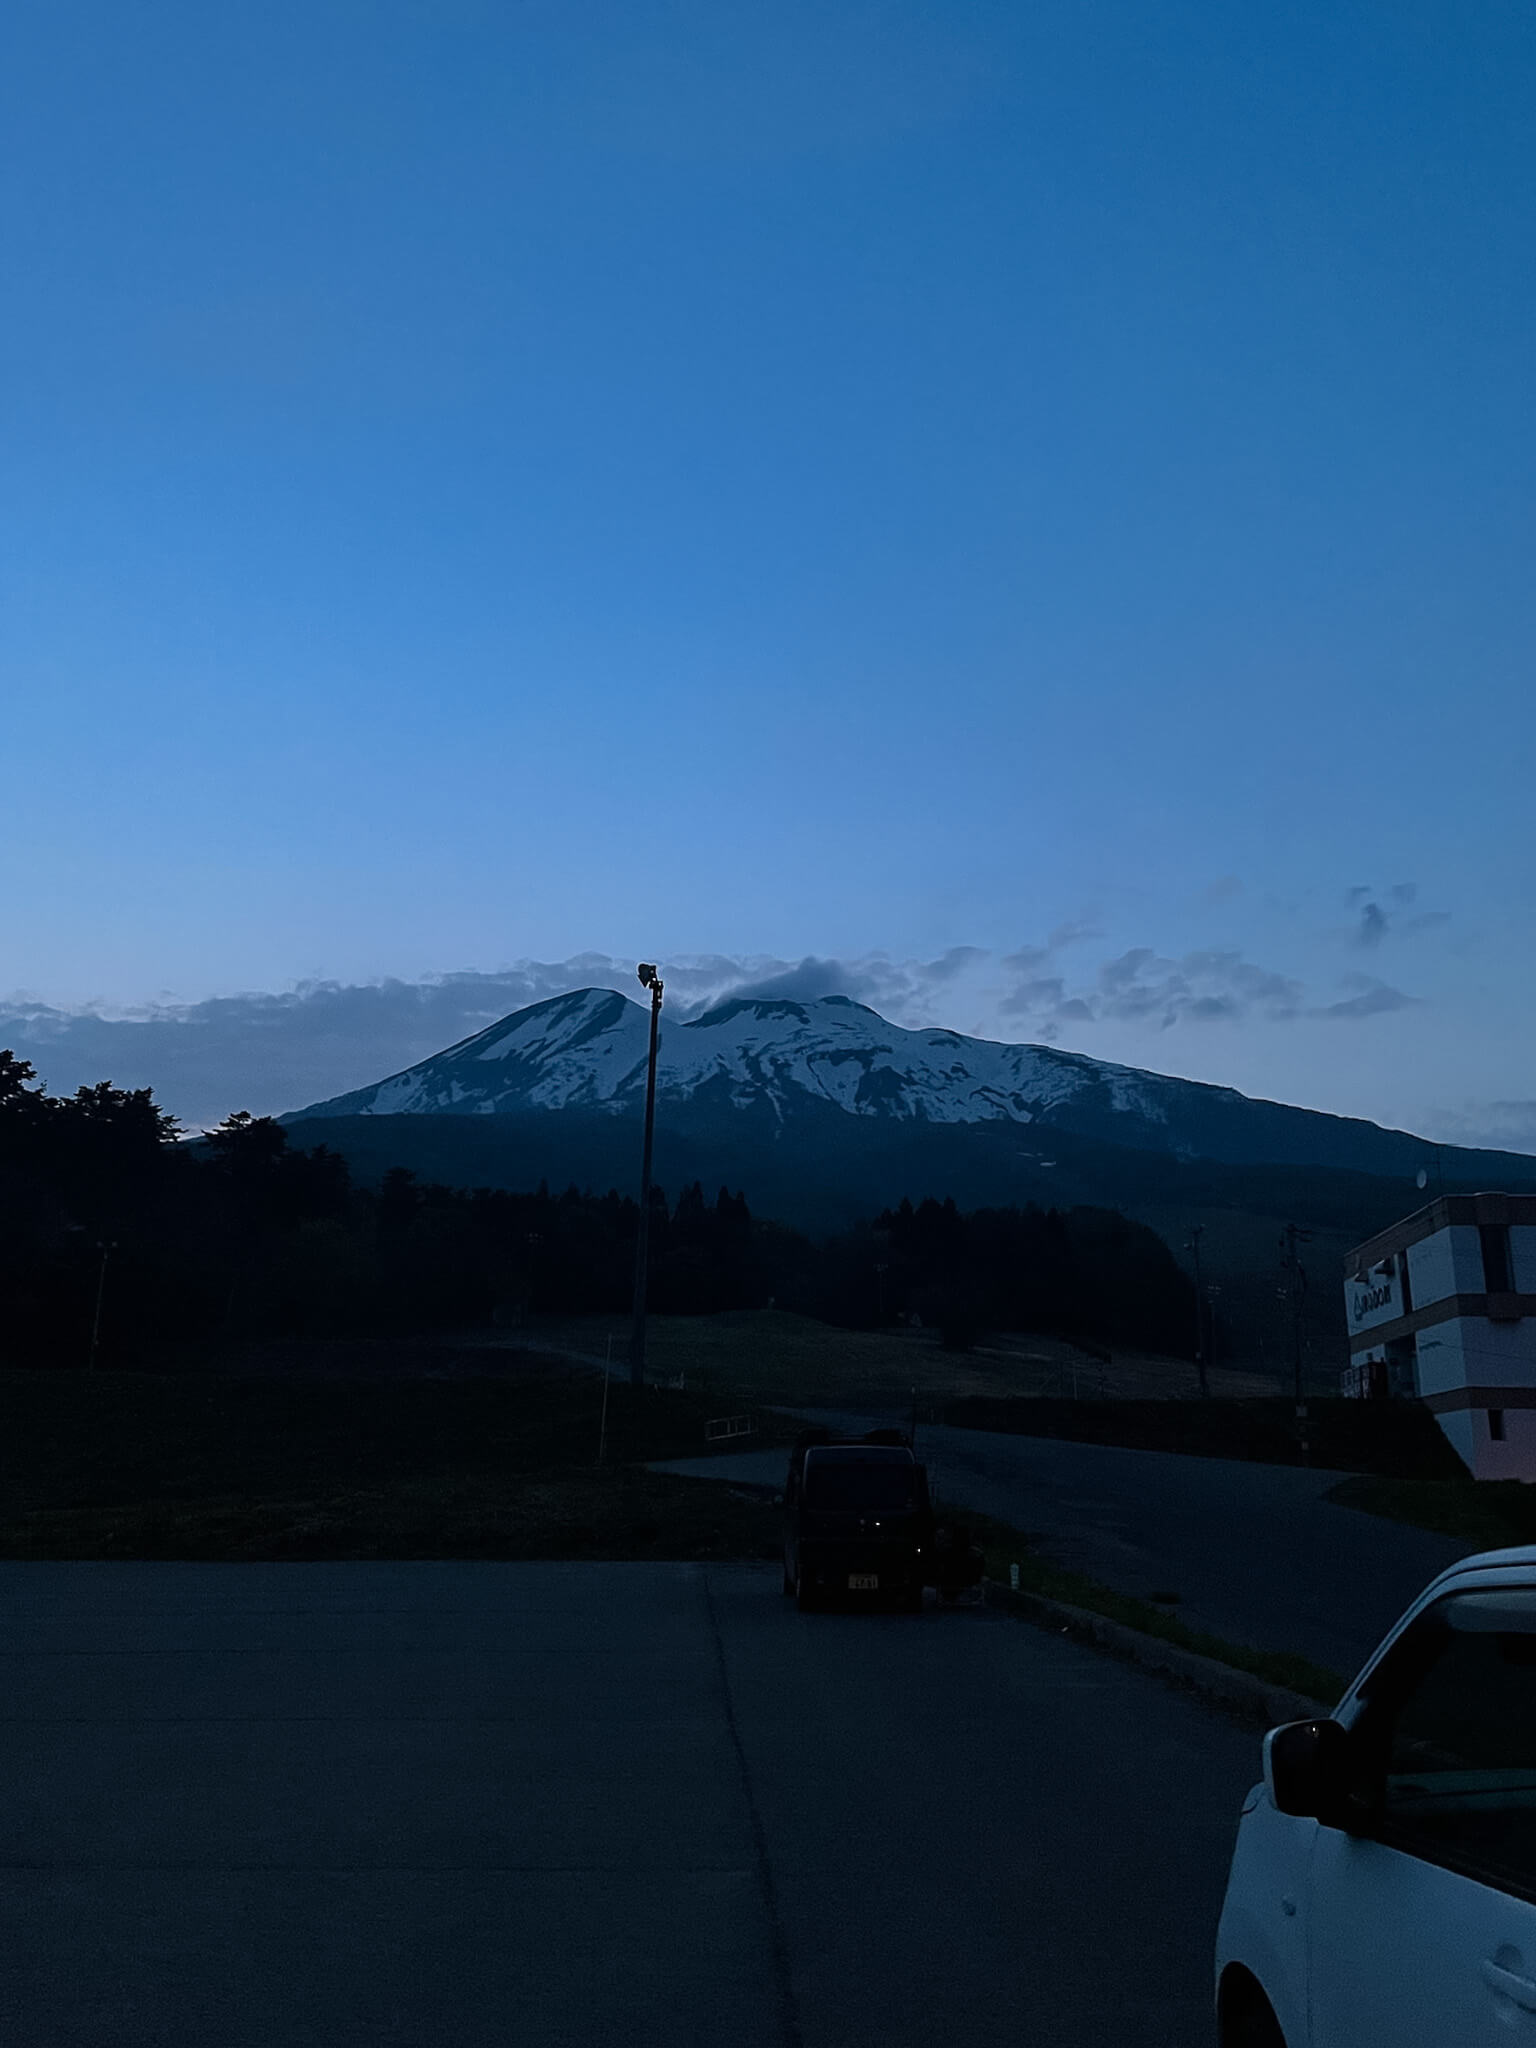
[289,985,1181,1132]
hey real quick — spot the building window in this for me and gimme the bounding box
[1489,1409,1507,1443]
[1481,1225,1513,1295]
[1386,1339,1417,1399]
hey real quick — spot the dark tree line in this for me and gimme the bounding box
[863,1194,1195,1353]
[0,1052,1195,1366]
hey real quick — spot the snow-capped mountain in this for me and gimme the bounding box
[280,983,1536,1271]
[288,987,1181,1133]
[285,984,1526,1186]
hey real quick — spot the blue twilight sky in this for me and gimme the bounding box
[2,0,1533,1141]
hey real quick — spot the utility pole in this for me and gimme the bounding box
[1185,1226,1209,1397]
[628,964,664,1388]
[597,1335,612,1466]
[88,1241,115,1371]
[1280,1223,1313,1459]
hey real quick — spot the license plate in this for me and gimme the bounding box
[848,1574,879,1590]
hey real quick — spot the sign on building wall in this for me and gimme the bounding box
[1346,1255,1401,1336]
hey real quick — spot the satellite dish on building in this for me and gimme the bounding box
[1416,1168,1429,1190]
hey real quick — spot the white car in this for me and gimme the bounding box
[1216,1544,1536,2045]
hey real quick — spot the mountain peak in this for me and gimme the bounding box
[686,993,884,1030]
[279,984,1536,1218]
[288,982,1090,1126]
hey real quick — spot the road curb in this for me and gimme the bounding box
[982,1579,1330,1726]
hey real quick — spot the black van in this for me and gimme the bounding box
[782,1428,932,1611]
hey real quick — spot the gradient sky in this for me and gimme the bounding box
[3,0,1533,1144]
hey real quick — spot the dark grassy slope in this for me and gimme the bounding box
[0,1361,800,1561]
[1328,1473,1536,1549]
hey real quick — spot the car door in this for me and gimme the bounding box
[1308,1583,1536,2046]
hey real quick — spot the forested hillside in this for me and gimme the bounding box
[1,1050,1194,1366]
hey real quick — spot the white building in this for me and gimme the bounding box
[1343,1193,1536,1480]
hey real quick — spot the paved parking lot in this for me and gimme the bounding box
[2,1560,1258,2046]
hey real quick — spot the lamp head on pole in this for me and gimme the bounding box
[637,963,663,999]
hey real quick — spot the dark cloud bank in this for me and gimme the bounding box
[2,934,1427,1130]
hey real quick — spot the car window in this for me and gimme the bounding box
[1352,1588,1536,1899]
[803,1460,917,1510]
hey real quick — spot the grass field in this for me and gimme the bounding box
[3,1303,1465,1575]
[506,1307,1273,1408]
[1326,1473,1536,1549]
[0,1360,799,1562]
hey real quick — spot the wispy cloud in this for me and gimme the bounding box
[0,949,995,1126]
[1201,875,1244,905]
[0,914,1441,1131]
[1311,976,1420,1020]
[1341,881,1448,950]
[999,943,1305,1036]
[0,971,596,1128]
[707,947,987,1016]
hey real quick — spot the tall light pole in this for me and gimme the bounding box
[629,964,664,1388]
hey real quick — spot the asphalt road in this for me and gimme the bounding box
[1,1560,1258,2047]
[661,1414,1475,1685]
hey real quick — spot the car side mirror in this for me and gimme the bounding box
[1264,1718,1353,1826]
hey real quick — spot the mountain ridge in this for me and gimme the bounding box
[285,985,1532,1186]
[290,985,1204,1134]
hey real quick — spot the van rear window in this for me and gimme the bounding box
[804,1460,916,1510]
